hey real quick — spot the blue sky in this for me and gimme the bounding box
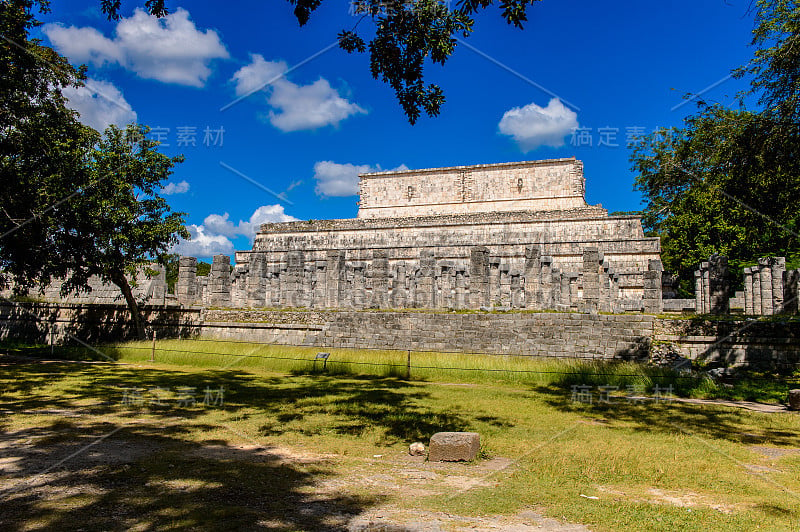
[34,0,757,259]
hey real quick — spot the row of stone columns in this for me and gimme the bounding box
[743,257,787,315]
[694,254,729,314]
[691,255,799,316]
[176,246,656,311]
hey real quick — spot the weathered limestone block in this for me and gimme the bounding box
[694,270,704,314]
[470,247,490,308]
[744,267,755,315]
[540,256,553,309]
[371,250,389,308]
[771,257,786,313]
[759,258,774,315]
[788,389,800,410]
[247,254,266,307]
[551,267,562,310]
[753,266,762,315]
[312,260,327,308]
[702,262,711,313]
[428,432,481,462]
[326,251,345,308]
[209,255,231,307]
[511,270,523,308]
[488,257,501,306]
[524,245,541,309]
[416,251,436,308]
[582,248,601,312]
[784,269,800,314]
[390,263,409,308]
[177,256,198,306]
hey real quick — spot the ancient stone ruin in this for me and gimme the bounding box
[177,158,664,312]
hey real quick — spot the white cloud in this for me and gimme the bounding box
[498,97,579,151]
[171,224,235,258]
[161,180,190,195]
[313,161,409,198]
[230,56,366,132]
[61,78,137,132]
[268,78,366,132]
[44,8,229,87]
[172,204,299,258]
[203,205,299,241]
[231,54,287,97]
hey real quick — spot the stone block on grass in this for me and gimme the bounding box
[428,432,480,462]
[789,389,800,411]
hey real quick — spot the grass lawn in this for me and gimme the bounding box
[1,340,799,530]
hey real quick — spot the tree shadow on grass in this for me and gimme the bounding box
[0,358,498,445]
[531,381,800,448]
[0,419,381,530]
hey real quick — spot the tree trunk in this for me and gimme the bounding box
[111,271,147,341]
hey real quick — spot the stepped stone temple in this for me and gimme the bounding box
[178,157,664,312]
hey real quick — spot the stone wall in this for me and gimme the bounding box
[654,317,800,370]
[201,309,654,359]
[357,158,587,218]
[0,302,201,344]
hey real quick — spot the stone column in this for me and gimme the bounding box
[567,272,580,308]
[312,260,327,308]
[540,256,553,309]
[352,262,366,309]
[391,263,408,308]
[488,257,501,307]
[371,250,389,309]
[284,250,305,308]
[701,262,711,314]
[582,248,601,312]
[326,251,345,309]
[643,260,663,314]
[247,254,266,307]
[752,264,762,315]
[176,256,197,306]
[551,268,562,310]
[416,250,436,308]
[694,270,704,314]
[599,259,610,311]
[743,267,754,315]
[784,269,800,314]
[499,263,511,307]
[771,257,786,313]
[470,246,490,309]
[560,272,572,307]
[454,266,467,310]
[759,257,774,315]
[524,246,541,310]
[708,255,729,314]
[209,255,231,307]
[438,262,453,309]
[511,270,524,309]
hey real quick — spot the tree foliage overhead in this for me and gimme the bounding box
[0,0,98,290]
[1,1,188,339]
[630,0,800,289]
[99,0,542,124]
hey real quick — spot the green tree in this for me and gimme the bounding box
[1,2,188,340]
[59,124,189,340]
[630,0,800,290]
[0,0,99,290]
[99,0,542,124]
